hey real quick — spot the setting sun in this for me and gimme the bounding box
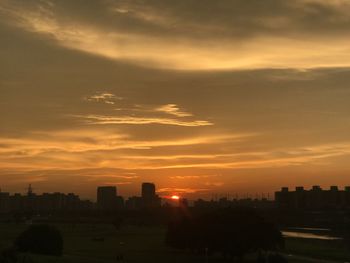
[171,195,180,200]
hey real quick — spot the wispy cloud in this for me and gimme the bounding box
[79,97,209,126]
[102,181,132,185]
[157,187,210,194]
[78,114,213,127]
[0,131,237,155]
[204,181,224,187]
[0,129,244,171]
[110,142,350,170]
[84,92,123,105]
[2,127,350,173]
[170,175,220,179]
[155,104,192,117]
[298,0,350,8]
[3,0,350,70]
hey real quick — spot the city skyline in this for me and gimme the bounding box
[2,0,350,199]
[1,183,350,202]
[1,182,350,213]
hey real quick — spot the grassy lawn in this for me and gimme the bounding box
[0,223,348,262]
[0,223,214,263]
[285,237,350,262]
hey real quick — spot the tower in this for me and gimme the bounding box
[27,184,33,196]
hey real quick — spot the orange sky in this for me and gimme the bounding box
[1,0,350,199]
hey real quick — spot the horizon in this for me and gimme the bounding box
[1,183,350,201]
[2,0,350,200]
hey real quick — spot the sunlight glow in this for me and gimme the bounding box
[171,195,180,200]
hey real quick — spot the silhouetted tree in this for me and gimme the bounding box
[0,247,36,263]
[267,253,288,263]
[112,217,123,230]
[0,247,18,263]
[14,224,63,256]
[166,208,284,261]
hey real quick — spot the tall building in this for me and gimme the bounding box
[142,183,155,199]
[0,190,10,212]
[141,182,161,208]
[97,186,117,210]
[275,186,350,210]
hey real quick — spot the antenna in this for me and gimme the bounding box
[26,184,33,196]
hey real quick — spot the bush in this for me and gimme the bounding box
[14,224,63,256]
[0,247,18,263]
[166,208,284,259]
[268,253,288,263]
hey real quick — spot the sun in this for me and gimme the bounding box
[171,195,180,200]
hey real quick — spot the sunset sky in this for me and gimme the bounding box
[1,0,350,200]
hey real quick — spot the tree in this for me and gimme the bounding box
[14,224,63,256]
[112,217,123,231]
[267,253,288,263]
[0,247,18,263]
[166,208,285,261]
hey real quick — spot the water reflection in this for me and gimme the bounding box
[287,227,330,232]
[282,231,342,240]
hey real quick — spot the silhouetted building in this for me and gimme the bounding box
[142,183,155,199]
[125,196,142,210]
[97,186,123,210]
[167,198,189,208]
[0,190,10,212]
[275,185,350,210]
[193,197,274,210]
[0,186,92,213]
[141,182,161,208]
[125,182,161,210]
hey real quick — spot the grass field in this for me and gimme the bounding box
[0,223,348,263]
[285,237,350,262]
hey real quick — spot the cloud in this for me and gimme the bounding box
[78,114,213,126]
[298,0,350,8]
[170,174,219,179]
[204,181,224,187]
[2,127,350,173]
[84,92,123,105]
[0,128,244,170]
[102,181,132,185]
[157,187,209,194]
[112,142,350,170]
[79,98,208,126]
[0,130,233,154]
[155,104,192,117]
[3,0,350,70]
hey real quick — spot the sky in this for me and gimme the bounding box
[1,0,350,200]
